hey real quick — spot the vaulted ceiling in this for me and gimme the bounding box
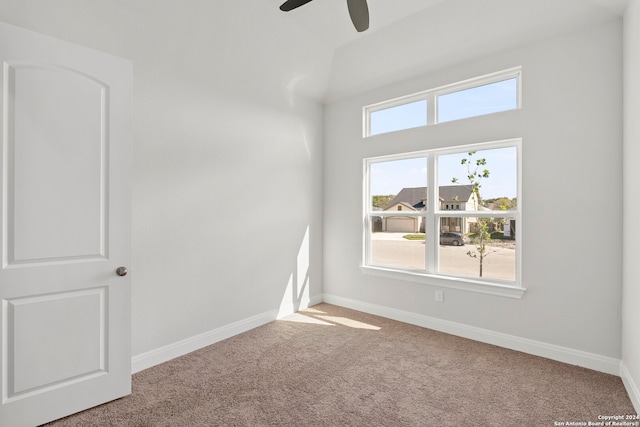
[0,0,629,103]
[322,0,628,101]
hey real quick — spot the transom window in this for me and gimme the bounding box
[364,67,521,137]
[363,139,522,296]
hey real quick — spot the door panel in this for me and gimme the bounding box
[8,288,106,396]
[7,63,107,265]
[0,22,132,427]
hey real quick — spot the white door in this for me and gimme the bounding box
[0,22,132,426]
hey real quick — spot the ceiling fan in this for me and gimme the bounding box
[279,0,370,32]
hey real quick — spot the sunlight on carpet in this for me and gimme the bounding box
[282,308,382,330]
[315,315,381,330]
[280,312,335,325]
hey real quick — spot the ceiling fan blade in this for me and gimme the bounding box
[280,0,314,12]
[347,0,369,32]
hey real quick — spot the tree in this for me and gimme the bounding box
[372,195,395,209]
[484,197,516,210]
[451,151,492,278]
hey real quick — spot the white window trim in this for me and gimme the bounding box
[363,66,522,137]
[362,139,524,299]
[360,266,526,299]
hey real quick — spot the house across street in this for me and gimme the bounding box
[379,185,480,234]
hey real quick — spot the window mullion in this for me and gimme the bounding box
[427,155,437,273]
[427,93,436,126]
[364,139,521,289]
[363,159,372,266]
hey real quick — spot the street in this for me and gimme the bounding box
[371,232,515,281]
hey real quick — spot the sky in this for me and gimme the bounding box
[369,77,518,199]
[370,146,517,200]
[370,78,518,135]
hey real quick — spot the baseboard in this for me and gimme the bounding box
[131,310,277,373]
[277,294,324,319]
[621,362,640,413]
[132,294,324,374]
[322,294,622,376]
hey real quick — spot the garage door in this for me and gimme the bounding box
[386,217,416,232]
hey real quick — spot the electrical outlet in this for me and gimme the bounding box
[435,290,444,302]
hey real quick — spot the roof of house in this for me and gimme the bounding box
[386,201,420,211]
[439,185,474,203]
[386,187,426,210]
[384,185,474,210]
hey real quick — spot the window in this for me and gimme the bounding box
[364,67,521,137]
[437,78,518,123]
[363,139,523,297]
[370,100,427,136]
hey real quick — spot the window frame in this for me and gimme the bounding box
[363,67,522,137]
[362,139,524,299]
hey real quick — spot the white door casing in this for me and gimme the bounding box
[0,22,132,426]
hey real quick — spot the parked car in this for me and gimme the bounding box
[440,232,468,246]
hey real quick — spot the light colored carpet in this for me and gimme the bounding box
[45,303,636,426]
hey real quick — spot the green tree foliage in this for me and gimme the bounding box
[484,197,517,210]
[451,151,492,278]
[451,151,489,205]
[372,195,395,209]
[482,197,517,237]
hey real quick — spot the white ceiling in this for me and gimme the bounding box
[282,0,629,49]
[276,0,448,48]
[0,0,629,103]
[318,0,629,101]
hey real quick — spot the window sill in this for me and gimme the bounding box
[360,265,526,299]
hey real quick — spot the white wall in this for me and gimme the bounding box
[0,1,328,360]
[325,0,626,103]
[324,20,624,364]
[0,1,634,396]
[623,0,640,411]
